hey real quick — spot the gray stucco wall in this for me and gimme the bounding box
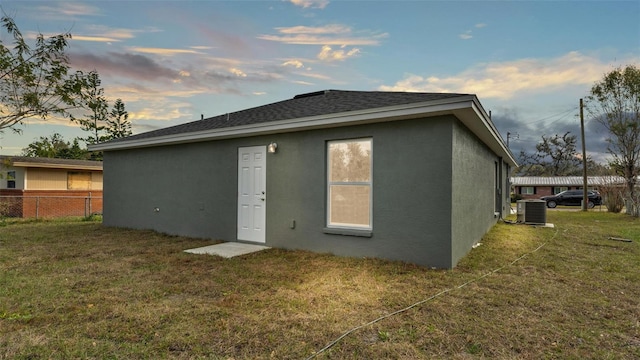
[266,117,454,267]
[103,114,506,268]
[450,119,501,266]
[102,141,240,241]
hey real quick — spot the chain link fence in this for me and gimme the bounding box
[0,195,102,219]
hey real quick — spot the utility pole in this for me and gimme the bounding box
[507,132,519,148]
[580,98,588,211]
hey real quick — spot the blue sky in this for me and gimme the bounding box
[0,0,638,162]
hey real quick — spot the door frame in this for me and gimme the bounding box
[237,145,267,243]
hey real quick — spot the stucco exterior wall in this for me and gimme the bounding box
[103,115,506,268]
[103,141,239,240]
[450,119,502,266]
[266,117,454,267]
[103,117,456,267]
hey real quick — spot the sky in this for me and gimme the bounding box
[0,0,638,163]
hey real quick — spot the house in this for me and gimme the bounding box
[0,156,103,218]
[90,90,517,268]
[511,176,626,200]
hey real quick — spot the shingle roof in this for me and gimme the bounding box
[0,156,103,170]
[90,89,518,166]
[108,90,468,144]
[511,176,626,186]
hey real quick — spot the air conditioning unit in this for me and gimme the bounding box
[516,200,547,225]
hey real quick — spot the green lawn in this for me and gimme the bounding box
[1,212,639,359]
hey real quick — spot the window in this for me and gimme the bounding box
[7,171,15,189]
[327,138,372,230]
[554,187,568,194]
[521,186,535,195]
[67,172,91,190]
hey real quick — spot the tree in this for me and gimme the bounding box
[21,133,88,159]
[0,15,82,132]
[21,133,68,158]
[70,75,131,161]
[71,74,131,145]
[587,65,640,215]
[58,138,89,159]
[71,70,108,145]
[517,132,583,176]
[105,98,131,140]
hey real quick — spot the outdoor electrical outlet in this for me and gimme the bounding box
[290,220,296,229]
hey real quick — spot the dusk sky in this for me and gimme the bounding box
[0,0,638,162]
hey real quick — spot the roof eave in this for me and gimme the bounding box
[10,162,103,171]
[89,96,473,151]
[90,95,517,167]
[453,97,518,167]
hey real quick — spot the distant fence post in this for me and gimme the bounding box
[35,196,39,220]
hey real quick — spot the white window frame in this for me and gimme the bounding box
[326,138,372,230]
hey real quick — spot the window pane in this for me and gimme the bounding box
[329,185,370,227]
[329,140,371,182]
[6,171,16,189]
[522,187,534,195]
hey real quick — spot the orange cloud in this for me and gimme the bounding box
[258,24,387,46]
[379,52,635,100]
[128,47,203,56]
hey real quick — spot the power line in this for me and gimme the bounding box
[527,107,578,125]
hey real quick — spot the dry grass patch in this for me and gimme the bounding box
[1,213,639,359]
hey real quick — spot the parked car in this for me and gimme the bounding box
[540,190,602,208]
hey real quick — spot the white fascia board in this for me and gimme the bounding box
[11,162,103,171]
[90,96,477,151]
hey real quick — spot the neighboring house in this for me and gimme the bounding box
[90,90,517,268]
[511,176,626,199]
[0,156,103,218]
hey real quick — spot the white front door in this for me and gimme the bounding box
[237,146,266,243]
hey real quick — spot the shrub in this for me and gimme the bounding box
[598,181,625,213]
